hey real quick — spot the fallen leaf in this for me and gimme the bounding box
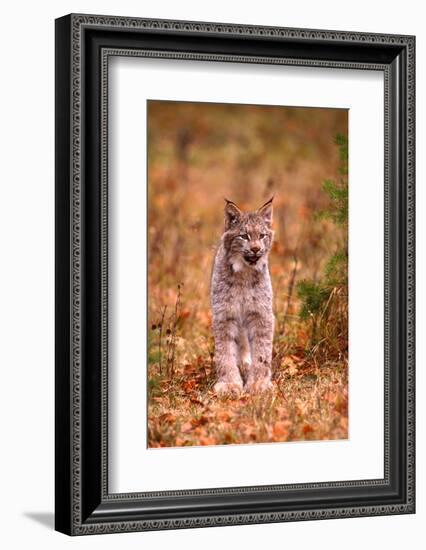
[200,436,216,446]
[334,395,348,415]
[181,422,193,433]
[183,380,197,392]
[191,415,209,428]
[184,363,196,374]
[273,421,290,439]
[159,413,177,423]
[179,310,191,320]
[303,423,314,434]
[216,410,231,422]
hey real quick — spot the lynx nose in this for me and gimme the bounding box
[250,245,261,254]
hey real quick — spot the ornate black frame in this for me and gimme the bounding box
[55,13,415,536]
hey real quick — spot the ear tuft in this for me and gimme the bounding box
[257,196,273,226]
[224,199,242,230]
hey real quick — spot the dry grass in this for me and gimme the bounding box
[147,100,348,447]
[148,360,348,447]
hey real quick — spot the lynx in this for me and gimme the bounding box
[210,197,275,396]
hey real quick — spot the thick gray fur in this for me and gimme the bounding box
[210,198,275,396]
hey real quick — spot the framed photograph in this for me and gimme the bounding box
[55,14,415,535]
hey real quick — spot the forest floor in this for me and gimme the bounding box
[148,356,348,447]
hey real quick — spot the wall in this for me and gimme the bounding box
[0,0,423,548]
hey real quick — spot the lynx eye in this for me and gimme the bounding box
[239,234,250,241]
[260,234,267,239]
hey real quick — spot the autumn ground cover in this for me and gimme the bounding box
[147,100,348,447]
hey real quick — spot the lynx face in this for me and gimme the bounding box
[223,198,274,270]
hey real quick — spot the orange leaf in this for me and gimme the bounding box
[181,422,193,433]
[191,416,209,428]
[303,423,314,434]
[335,395,348,415]
[159,413,177,423]
[273,421,290,438]
[184,364,196,374]
[179,309,191,320]
[183,380,197,392]
[216,411,231,422]
[200,436,216,446]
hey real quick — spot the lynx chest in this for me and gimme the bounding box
[225,267,272,323]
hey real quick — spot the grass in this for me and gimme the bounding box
[148,359,348,447]
[147,100,349,448]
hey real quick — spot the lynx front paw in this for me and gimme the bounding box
[244,377,273,394]
[214,380,243,398]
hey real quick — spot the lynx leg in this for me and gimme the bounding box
[213,320,244,397]
[238,329,251,384]
[245,316,274,394]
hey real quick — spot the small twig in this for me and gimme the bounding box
[319,286,338,324]
[168,283,182,378]
[311,286,338,349]
[158,306,167,375]
[282,254,299,336]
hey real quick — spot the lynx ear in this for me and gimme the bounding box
[257,196,274,226]
[224,199,242,230]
